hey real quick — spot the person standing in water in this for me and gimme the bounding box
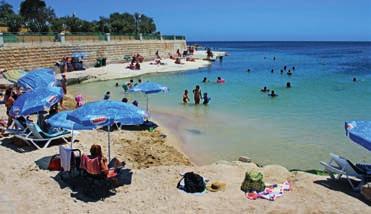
[202,77,208,83]
[182,90,190,104]
[203,93,211,105]
[193,85,202,104]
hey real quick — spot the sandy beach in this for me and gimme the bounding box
[57,58,212,85]
[0,97,370,213]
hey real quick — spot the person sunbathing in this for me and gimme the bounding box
[86,144,124,176]
[135,62,141,70]
[175,58,184,64]
[186,57,195,62]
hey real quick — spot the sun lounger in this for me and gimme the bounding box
[14,121,73,149]
[320,153,371,191]
[2,118,29,135]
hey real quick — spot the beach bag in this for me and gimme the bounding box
[241,171,265,193]
[48,154,61,171]
[178,172,206,193]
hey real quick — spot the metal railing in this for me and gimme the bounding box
[1,32,186,44]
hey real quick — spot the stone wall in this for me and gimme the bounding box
[0,40,186,70]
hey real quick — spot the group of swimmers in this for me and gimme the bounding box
[255,60,296,98]
[181,75,226,105]
[103,90,139,107]
[183,85,210,105]
[202,76,225,84]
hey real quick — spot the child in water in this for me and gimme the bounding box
[182,90,190,104]
[203,93,211,105]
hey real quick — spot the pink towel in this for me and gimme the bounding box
[80,154,101,175]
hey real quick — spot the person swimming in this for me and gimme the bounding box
[247,69,251,72]
[284,65,287,70]
[132,100,138,107]
[261,86,270,92]
[353,77,357,82]
[182,90,190,104]
[203,93,211,105]
[202,77,208,83]
[103,91,110,100]
[292,66,295,70]
[280,69,283,74]
[273,56,276,60]
[286,82,291,88]
[216,77,225,83]
[287,70,292,76]
[121,97,128,103]
[271,69,274,73]
[269,90,278,97]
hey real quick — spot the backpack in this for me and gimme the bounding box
[178,172,206,193]
[48,154,61,171]
[241,171,265,193]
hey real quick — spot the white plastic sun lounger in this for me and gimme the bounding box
[320,153,371,191]
[14,121,74,149]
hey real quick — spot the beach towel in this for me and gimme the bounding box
[80,154,101,175]
[246,181,291,201]
[59,146,72,172]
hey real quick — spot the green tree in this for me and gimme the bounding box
[20,0,56,32]
[50,18,65,32]
[6,13,23,32]
[0,1,15,25]
[96,16,110,33]
[138,15,156,34]
[109,12,135,33]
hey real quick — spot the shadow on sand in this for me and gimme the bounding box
[0,136,69,153]
[314,178,371,205]
[52,168,133,202]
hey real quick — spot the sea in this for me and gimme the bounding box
[69,41,371,170]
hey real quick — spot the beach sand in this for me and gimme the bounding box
[58,58,211,84]
[0,59,370,213]
[0,103,370,213]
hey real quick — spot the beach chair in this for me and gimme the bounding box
[320,153,371,191]
[14,121,73,149]
[3,118,29,135]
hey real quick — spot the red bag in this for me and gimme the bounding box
[48,154,61,171]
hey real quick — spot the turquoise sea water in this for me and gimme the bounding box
[69,42,371,170]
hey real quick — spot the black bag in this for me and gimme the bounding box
[178,172,206,193]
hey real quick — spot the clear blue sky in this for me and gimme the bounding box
[6,0,371,41]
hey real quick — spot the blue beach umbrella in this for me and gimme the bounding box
[47,111,95,131]
[17,68,56,90]
[345,121,371,151]
[63,101,147,160]
[129,82,168,115]
[9,86,63,118]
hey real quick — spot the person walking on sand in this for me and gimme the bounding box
[193,85,202,105]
